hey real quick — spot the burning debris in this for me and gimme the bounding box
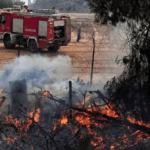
[41,90,54,99]
[59,115,68,125]
[0,55,149,149]
[0,85,150,150]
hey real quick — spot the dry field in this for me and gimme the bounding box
[0,13,127,83]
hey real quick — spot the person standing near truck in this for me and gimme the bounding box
[20,5,29,13]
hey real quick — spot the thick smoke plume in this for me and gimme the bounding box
[0,54,72,94]
[0,54,107,94]
[0,54,108,116]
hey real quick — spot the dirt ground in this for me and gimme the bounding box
[0,13,127,83]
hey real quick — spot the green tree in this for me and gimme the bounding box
[86,0,150,25]
[86,0,150,123]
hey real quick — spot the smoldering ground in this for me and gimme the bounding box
[0,54,109,118]
[0,55,109,142]
[0,54,108,95]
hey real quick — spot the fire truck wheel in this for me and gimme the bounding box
[4,36,15,49]
[29,40,38,53]
[48,46,60,52]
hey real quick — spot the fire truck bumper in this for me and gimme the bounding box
[39,39,68,48]
[52,39,69,46]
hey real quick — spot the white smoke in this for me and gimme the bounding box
[0,54,108,106]
[0,54,72,94]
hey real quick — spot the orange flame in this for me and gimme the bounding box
[100,105,122,118]
[34,108,41,122]
[5,108,41,133]
[59,115,68,125]
[75,114,91,128]
[110,145,115,150]
[127,116,150,128]
[6,136,16,144]
[41,91,52,97]
[53,124,57,131]
[55,103,150,149]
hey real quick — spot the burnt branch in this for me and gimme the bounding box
[26,116,59,150]
[70,106,150,136]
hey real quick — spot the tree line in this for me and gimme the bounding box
[0,0,25,9]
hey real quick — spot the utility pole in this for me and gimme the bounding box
[90,35,95,86]
[77,26,81,42]
[69,81,72,118]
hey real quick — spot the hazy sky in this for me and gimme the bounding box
[23,0,28,5]
[23,0,36,5]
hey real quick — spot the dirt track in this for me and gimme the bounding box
[0,13,127,83]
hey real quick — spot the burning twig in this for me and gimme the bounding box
[41,91,54,99]
[92,90,126,119]
[70,105,150,136]
[26,116,59,150]
[39,89,150,138]
[2,85,150,150]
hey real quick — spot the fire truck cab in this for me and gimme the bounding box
[0,11,71,52]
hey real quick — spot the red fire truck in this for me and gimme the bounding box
[0,11,71,52]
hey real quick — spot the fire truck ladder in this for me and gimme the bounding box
[17,12,58,18]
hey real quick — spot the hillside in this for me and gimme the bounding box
[29,0,90,13]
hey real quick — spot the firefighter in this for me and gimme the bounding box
[20,5,29,13]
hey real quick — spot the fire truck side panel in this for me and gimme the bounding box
[23,17,38,37]
[58,16,71,46]
[54,20,64,26]
[64,19,67,43]
[47,21,54,43]
[39,39,47,48]
[54,19,65,40]
[38,21,47,37]
[5,14,12,33]
[66,18,70,42]
[12,18,23,33]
